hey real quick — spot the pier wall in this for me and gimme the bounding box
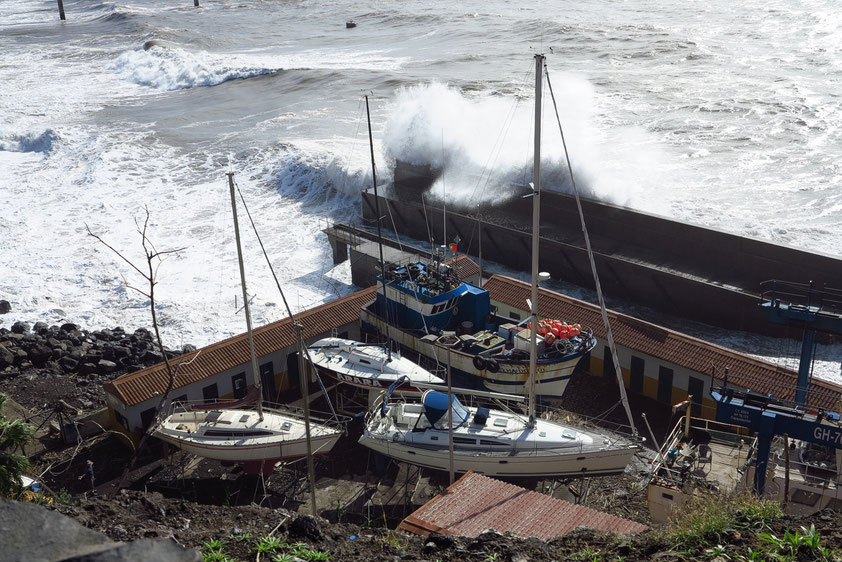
[361,188,842,338]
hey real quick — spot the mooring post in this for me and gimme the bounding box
[56,0,66,20]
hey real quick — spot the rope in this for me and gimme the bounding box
[544,62,638,438]
[233,180,339,422]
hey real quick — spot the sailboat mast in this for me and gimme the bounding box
[527,54,544,427]
[365,95,391,360]
[228,172,264,419]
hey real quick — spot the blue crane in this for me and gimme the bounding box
[711,280,842,494]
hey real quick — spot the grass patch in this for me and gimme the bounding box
[660,492,784,550]
[289,541,330,561]
[253,536,286,554]
[201,537,233,562]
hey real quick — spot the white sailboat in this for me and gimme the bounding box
[307,337,444,392]
[357,55,638,478]
[153,172,343,467]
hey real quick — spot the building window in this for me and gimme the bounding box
[688,376,704,416]
[115,411,128,430]
[172,394,187,405]
[657,366,674,404]
[202,383,219,401]
[140,407,156,430]
[232,372,247,399]
[630,356,645,394]
[510,311,521,321]
[603,346,616,380]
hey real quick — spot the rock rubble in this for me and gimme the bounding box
[0,319,193,411]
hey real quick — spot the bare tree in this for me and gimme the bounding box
[86,207,187,493]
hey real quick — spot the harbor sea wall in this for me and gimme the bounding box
[361,171,842,338]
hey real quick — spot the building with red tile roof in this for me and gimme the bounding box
[484,275,842,415]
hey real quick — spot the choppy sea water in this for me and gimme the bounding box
[2,0,840,383]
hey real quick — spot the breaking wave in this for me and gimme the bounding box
[111,45,279,90]
[0,129,58,153]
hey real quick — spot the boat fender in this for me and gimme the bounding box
[486,358,499,373]
[544,333,556,345]
[473,355,486,371]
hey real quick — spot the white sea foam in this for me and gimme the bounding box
[380,79,667,211]
[111,46,277,90]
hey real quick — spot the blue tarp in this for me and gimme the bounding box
[422,390,470,429]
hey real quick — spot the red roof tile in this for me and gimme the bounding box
[399,471,648,539]
[446,254,480,280]
[104,287,375,407]
[483,275,842,411]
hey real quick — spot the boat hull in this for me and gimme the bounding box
[156,431,340,462]
[307,338,443,392]
[358,433,636,478]
[153,408,342,462]
[314,366,425,393]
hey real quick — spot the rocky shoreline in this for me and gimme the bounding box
[0,313,193,412]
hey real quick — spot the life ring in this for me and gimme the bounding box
[486,358,500,373]
[473,355,486,371]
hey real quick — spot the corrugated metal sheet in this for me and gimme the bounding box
[483,275,842,410]
[104,287,376,407]
[399,471,648,539]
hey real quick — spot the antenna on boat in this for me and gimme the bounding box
[365,94,392,361]
[228,171,263,420]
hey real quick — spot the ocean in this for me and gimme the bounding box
[2,0,840,382]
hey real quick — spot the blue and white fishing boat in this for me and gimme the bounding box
[360,238,596,398]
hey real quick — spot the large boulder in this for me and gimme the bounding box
[26,342,53,367]
[0,300,10,314]
[0,499,199,561]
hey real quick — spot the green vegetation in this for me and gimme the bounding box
[653,491,841,561]
[253,536,286,555]
[660,492,783,550]
[288,542,330,561]
[201,538,233,562]
[0,393,35,498]
[570,546,605,561]
[197,534,332,562]
[758,523,836,560]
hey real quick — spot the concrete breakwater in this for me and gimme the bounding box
[361,166,842,337]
